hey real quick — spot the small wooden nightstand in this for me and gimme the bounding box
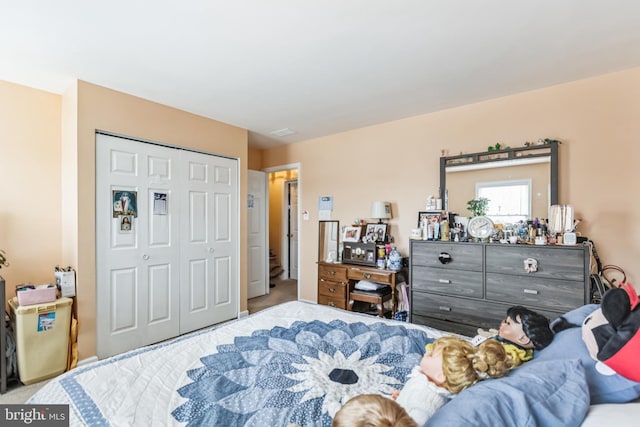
[317,262,404,317]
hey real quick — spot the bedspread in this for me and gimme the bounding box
[28,301,447,426]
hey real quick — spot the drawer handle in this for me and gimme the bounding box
[328,287,335,293]
[438,279,451,284]
[438,252,452,264]
[364,273,372,279]
[438,306,452,312]
[524,258,538,273]
[523,289,539,295]
[328,271,336,276]
[328,301,335,307]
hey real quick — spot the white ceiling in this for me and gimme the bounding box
[2,1,640,149]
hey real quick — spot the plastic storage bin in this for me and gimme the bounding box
[8,297,72,385]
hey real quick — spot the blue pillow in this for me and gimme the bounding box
[426,358,589,427]
[537,304,640,404]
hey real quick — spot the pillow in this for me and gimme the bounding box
[536,304,640,404]
[425,359,589,427]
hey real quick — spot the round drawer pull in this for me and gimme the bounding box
[328,287,335,293]
[328,301,335,307]
[328,271,336,276]
[364,273,372,279]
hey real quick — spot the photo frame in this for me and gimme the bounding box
[364,223,388,243]
[342,226,362,242]
[417,211,442,227]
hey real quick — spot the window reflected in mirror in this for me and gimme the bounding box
[447,161,549,221]
[477,180,531,224]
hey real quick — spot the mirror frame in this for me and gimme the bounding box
[440,142,558,212]
[318,220,340,263]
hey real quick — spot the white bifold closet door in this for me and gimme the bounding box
[96,133,238,359]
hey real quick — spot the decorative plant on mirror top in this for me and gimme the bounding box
[467,197,489,217]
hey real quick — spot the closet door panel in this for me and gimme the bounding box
[97,134,180,358]
[180,152,238,333]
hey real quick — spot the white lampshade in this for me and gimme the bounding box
[370,201,392,222]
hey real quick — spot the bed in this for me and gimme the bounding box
[28,301,640,426]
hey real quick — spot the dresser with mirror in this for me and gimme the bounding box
[411,142,591,335]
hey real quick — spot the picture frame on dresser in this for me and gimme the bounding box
[417,211,441,227]
[364,223,387,243]
[342,226,362,242]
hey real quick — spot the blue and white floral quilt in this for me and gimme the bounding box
[28,301,447,426]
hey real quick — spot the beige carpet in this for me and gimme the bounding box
[248,278,298,314]
[0,378,48,404]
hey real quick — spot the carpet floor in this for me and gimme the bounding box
[247,278,298,314]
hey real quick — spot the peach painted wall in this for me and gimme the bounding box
[248,147,263,170]
[0,81,62,303]
[69,81,248,360]
[261,67,640,302]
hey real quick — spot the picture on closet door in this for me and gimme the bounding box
[112,190,138,218]
[120,215,133,232]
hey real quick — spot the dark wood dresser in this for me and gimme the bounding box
[317,262,402,315]
[409,241,590,336]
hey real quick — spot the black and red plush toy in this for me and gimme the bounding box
[582,282,640,382]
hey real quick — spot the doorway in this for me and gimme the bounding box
[247,165,300,314]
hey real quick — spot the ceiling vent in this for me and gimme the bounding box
[270,128,297,137]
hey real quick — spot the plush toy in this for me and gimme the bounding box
[581,282,640,382]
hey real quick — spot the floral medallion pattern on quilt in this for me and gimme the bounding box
[172,319,430,426]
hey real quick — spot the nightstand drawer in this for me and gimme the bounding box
[318,294,347,310]
[318,264,348,282]
[486,273,585,312]
[486,245,586,281]
[411,266,483,298]
[411,241,483,271]
[318,279,347,298]
[347,267,393,285]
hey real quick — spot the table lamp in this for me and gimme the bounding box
[370,201,392,223]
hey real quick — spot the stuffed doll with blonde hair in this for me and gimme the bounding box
[390,336,514,425]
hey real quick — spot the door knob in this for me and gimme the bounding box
[143,254,150,260]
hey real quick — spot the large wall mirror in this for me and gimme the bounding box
[440,142,558,222]
[318,220,340,263]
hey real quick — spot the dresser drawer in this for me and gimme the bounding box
[347,267,393,285]
[485,245,587,281]
[318,294,347,310]
[411,292,506,330]
[318,264,348,282]
[486,273,586,311]
[410,241,483,271]
[318,279,347,299]
[411,292,561,331]
[411,314,477,337]
[411,266,483,298]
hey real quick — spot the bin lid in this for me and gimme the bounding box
[9,296,73,314]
